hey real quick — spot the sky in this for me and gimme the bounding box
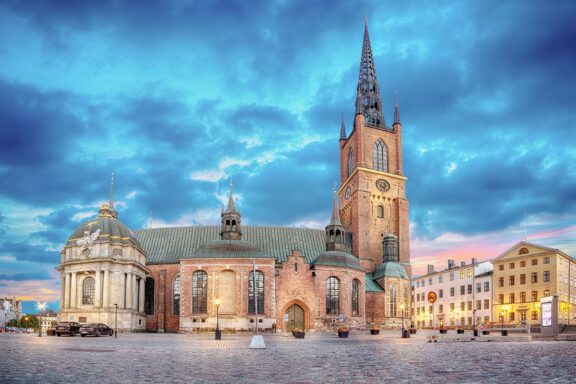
[0,0,575,312]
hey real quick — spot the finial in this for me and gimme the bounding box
[340,112,347,140]
[109,172,114,209]
[393,91,401,125]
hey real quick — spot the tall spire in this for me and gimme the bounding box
[393,92,401,125]
[225,177,236,213]
[340,112,347,140]
[355,20,386,128]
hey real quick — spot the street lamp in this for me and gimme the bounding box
[38,302,46,337]
[400,303,409,338]
[215,298,221,340]
[114,304,118,339]
[24,316,29,330]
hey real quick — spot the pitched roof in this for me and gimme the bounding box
[365,274,384,292]
[134,225,327,265]
[492,241,572,262]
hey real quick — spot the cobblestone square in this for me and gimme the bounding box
[2,331,575,383]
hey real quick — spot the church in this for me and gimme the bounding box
[56,23,412,333]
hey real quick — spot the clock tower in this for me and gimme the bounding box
[338,22,411,276]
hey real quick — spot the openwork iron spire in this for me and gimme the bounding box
[329,191,342,226]
[355,21,386,128]
[340,112,347,140]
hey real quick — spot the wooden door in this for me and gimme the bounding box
[286,304,304,331]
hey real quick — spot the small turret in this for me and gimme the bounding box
[220,179,242,240]
[325,192,346,252]
[340,113,347,141]
[383,233,399,262]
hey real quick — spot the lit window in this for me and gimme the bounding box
[544,289,550,297]
[467,268,472,277]
[460,270,465,279]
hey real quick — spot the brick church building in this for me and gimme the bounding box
[57,22,412,332]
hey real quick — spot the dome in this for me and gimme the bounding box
[189,239,273,259]
[372,261,408,280]
[312,251,363,271]
[66,204,144,253]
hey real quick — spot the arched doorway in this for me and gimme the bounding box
[286,304,305,331]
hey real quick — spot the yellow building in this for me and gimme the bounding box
[492,241,576,326]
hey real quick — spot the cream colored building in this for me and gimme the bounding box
[492,241,576,326]
[57,203,149,331]
[413,260,493,329]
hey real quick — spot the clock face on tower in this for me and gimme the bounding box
[345,186,351,199]
[375,179,390,192]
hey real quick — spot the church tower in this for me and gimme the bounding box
[338,22,411,275]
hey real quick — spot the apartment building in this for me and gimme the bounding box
[413,259,493,329]
[492,241,576,326]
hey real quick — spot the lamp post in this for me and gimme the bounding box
[215,298,221,340]
[38,302,46,337]
[114,304,118,339]
[400,303,409,338]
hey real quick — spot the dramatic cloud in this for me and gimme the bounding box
[1,0,575,298]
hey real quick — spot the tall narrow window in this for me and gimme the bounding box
[173,275,181,315]
[376,205,384,218]
[348,149,354,177]
[373,139,388,172]
[248,271,264,314]
[82,277,95,305]
[389,285,397,317]
[192,271,208,314]
[144,278,154,315]
[352,279,359,316]
[326,277,340,315]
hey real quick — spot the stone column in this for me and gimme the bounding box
[126,273,133,309]
[70,272,77,308]
[139,277,145,313]
[132,274,138,311]
[103,270,110,308]
[95,270,101,307]
[63,273,70,309]
[60,276,65,310]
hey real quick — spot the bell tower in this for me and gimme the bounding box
[338,22,411,276]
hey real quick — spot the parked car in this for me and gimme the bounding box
[55,321,81,336]
[79,323,114,337]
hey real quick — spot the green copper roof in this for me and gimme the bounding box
[312,251,363,271]
[189,239,273,259]
[372,261,409,280]
[134,226,327,265]
[365,274,384,292]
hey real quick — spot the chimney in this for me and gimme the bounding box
[472,258,477,266]
[427,264,434,274]
[448,260,455,269]
[460,261,466,267]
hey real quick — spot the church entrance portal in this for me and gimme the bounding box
[286,304,305,331]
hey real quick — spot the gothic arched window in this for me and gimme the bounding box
[144,277,154,315]
[389,285,397,317]
[326,277,340,315]
[82,277,95,305]
[352,279,360,316]
[173,275,181,315]
[348,149,354,177]
[248,271,264,314]
[192,271,208,314]
[373,140,388,172]
[376,205,384,218]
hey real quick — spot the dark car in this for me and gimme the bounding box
[79,323,114,337]
[55,321,81,336]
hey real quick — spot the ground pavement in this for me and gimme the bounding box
[1,330,574,383]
